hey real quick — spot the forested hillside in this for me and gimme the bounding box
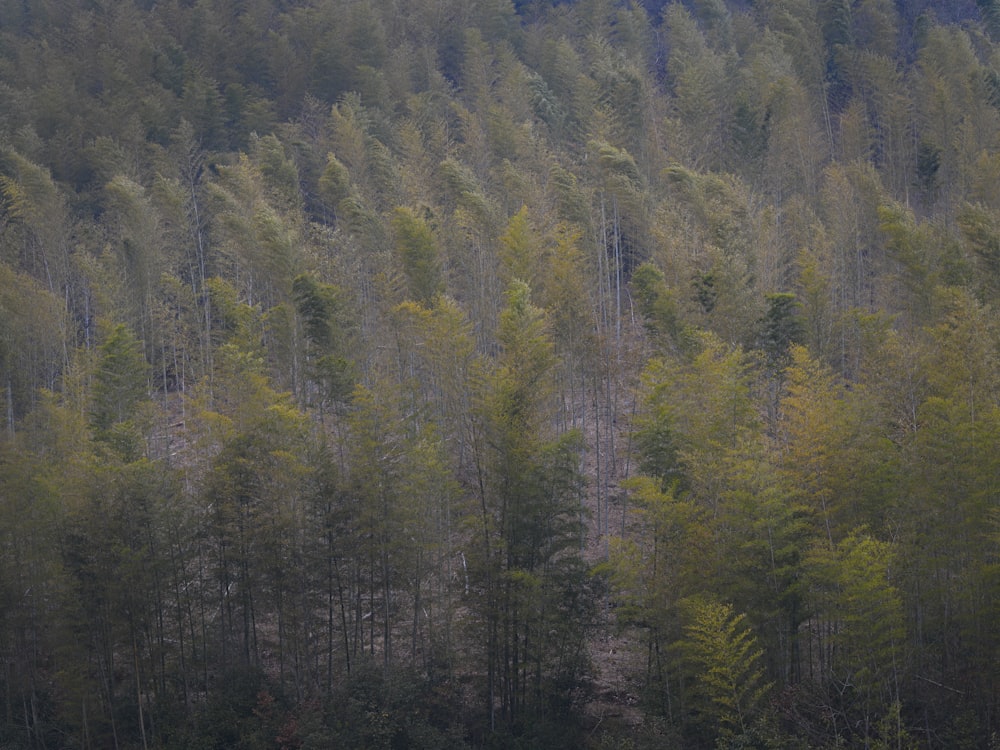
[2,0,1000,747]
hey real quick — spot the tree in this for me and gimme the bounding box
[714,440,816,689]
[59,456,182,750]
[497,205,543,291]
[102,174,172,355]
[758,292,803,370]
[815,162,891,378]
[0,151,73,298]
[957,202,1000,301]
[187,316,313,685]
[344,381,409,670]
[913,24,998,209]
[0,262,65,431]
[737,18,827,200]
[91,322,152,460]
[633,331,757,508]
[390,294,479,468]
[676,597,771,745]
[777,346,898,543]
[542,224,600,450]
[632,261,685,354]
[894,290,1000,734]
[392,206,443,306]
[878,201,962,326]
[663,4,735,171]
[656,166,762,347]
[606,476,712,720]
[292,273,355,411]
[469,280,594,733]
[805,532,905,747]
[0,442,67,748]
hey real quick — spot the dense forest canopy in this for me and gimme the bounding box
[2,0,1000,748]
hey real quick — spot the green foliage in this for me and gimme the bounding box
[467,279,596,732]
[0,442,66,746]
[494,280,556,433]
[804,531,906,746]
[90,323,151,459]
[393,205,443,306]
[292,273,356,405]
[498,205,541,288]
[0,262,65,427]
[631,262,686,352]
[317,153,352,214]
[607,476,710,637]
[663,3,735,169]
[634,333,757,500]
[958,202,1000,299]
[4,1,1000,747]
[675,597,771,742]
[758,292,803,369]
[542,225,598,371]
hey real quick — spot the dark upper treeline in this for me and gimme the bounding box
[2,1,1000,748]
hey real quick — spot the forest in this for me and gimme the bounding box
[2,0,1000,747]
